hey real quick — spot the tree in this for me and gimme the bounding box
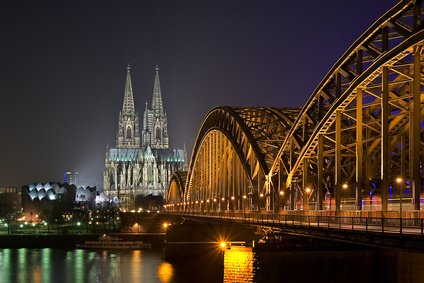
[0,200,16,234]
[40,202,64,232]
[96,200,120,230]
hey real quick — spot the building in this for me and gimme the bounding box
[0,187,22,218]
[103,65,187,209]
[64,171,79,186]
[22,182,76,222]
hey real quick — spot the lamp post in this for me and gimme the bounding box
[396,177,403,218]
[304,187,311,211]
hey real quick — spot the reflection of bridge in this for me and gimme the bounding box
[166,1,424,237]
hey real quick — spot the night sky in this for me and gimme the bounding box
[0,0,398,188]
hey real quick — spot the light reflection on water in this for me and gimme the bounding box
[223,246,254,282]
[0,248,177,283]
[0,246,391,282]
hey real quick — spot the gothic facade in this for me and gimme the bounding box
[103,65,187,208]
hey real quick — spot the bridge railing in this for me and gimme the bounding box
[165,210,424,236]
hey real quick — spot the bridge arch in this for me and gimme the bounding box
[165,171,187,211]
[166,1,424,216]
[268,0,424,213]
[182,106,299,212]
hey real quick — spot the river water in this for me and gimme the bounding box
[0,246,418,282]
[0,248,224,283]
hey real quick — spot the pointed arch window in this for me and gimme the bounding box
[127,126,132,139]
[156,127,161,141]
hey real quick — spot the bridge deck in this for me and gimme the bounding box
[165,211,424,252]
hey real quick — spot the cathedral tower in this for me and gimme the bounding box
[116,64,140,148]
[142,65,169,149]
[104,64,187,209]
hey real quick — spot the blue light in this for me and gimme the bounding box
[406,188,409,195]
[390,186,392,203]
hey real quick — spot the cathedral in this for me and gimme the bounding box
[103,65,187,209]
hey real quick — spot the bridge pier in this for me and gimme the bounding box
[164,219,259,260]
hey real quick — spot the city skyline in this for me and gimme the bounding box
[0,0,397,187]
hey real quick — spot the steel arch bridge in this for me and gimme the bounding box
[166,1,424,217]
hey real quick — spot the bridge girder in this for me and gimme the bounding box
[181,106,299,211]
[167,1,424,215]
[269,0,424,212]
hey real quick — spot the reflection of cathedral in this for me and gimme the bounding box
[103,65,187,208]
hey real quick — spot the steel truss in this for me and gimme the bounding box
[167,1,424,216]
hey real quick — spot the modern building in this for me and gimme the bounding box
[22,182,76,222]
[103,65,187,209]
[64,171,79,186]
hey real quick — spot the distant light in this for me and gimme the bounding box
[220,242,227,248]
[279,191,284,196]
[305,187,311,193]
[243,195,247,199]
[342,183,348,189]
[231,196,235,200]
[396,177,402,183]
[260,193,264,198]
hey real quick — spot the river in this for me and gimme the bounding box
[0,245,421,282]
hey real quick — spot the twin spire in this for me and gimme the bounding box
[122,64,135,116]
[152,64,164,118]
[122,64,164,118]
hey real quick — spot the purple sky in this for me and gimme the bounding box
[0,0,398,188]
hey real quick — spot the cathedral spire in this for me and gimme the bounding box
[152,65,164,117]
[122,64,135,116]
[116,64,140,149]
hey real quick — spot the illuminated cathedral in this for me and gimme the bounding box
[103,65,187,209]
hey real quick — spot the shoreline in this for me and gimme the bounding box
[0,233,166,249]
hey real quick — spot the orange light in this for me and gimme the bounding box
[206,199,210,203]
[342,183,348,189]
[260,193,264,198]
[220,242,227,248]
[396,177,402,183]
[305,187,311,193]
[213,198,217,202]
[243,195,247,199]
[221,197,225,201]
[231,196,235,200]
[279,191,284,196]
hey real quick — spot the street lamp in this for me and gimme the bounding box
[396,177,403,217]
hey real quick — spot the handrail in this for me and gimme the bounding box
[164,210,424,236]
